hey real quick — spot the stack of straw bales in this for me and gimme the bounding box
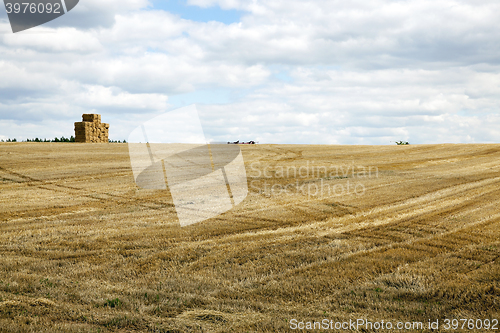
[74,114,109,143]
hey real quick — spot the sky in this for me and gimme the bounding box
[1,0,500,144]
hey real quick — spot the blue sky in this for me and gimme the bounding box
[1,0,500,144]
[148,0,244,24]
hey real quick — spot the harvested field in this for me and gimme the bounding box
[0,143,499,332]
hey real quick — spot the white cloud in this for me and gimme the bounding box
[1,0,500,143]
[70,84,168,110]
[46,0,151,29]
[3,28,102,53]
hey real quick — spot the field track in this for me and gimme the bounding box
[0,143,499,332]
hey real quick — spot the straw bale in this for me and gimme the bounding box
[74,114,109,143]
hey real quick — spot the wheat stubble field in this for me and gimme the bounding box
[0,143,499,332]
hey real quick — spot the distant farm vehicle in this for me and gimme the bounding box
[227,140,257,144]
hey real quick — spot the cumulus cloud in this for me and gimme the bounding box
[2,28,102,53]
[0,0,500,143]
[45,0,150,29]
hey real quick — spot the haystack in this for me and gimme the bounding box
[74,114,109,143]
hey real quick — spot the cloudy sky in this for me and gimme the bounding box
[1,0,499,144]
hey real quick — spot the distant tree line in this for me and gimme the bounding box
[1,136,126,143]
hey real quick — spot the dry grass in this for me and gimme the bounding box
[0,143,499,332]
